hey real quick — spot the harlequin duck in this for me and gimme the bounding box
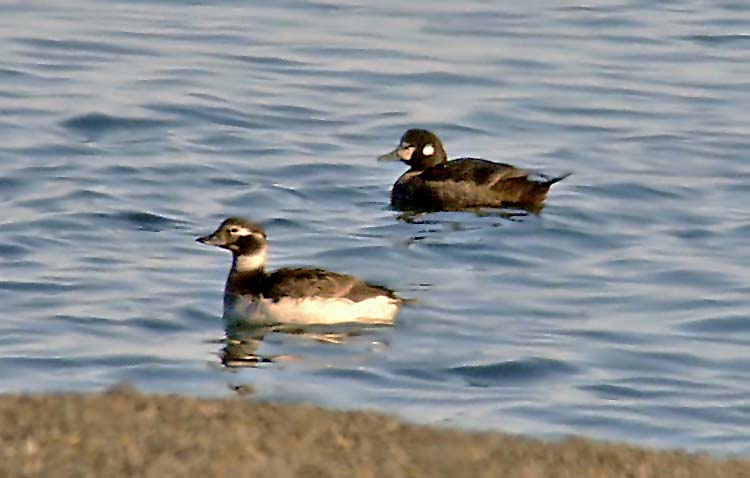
[378,129,570,212]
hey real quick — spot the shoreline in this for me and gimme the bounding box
[2,385,747,478]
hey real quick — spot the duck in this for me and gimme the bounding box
[377,129,570,212]
[197,217,403,324]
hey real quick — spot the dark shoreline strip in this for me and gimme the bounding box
[1,386,747,478]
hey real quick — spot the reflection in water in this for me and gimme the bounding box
[399,208,532,243]
[220,317,392,368]
[221,320,274,367]
[398,207,531,225]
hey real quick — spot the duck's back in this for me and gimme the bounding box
[392,158,565,212]
[264,268,398,302]
[421,158,520,183]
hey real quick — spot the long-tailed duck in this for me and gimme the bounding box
[197,217,403,324]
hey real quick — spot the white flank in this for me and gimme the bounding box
[233,247,267,272]
[227,295,400,325]
[422,144,434,156]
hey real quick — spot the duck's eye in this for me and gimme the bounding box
[229,227,239,234]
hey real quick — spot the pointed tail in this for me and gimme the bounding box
[545,172,572,187]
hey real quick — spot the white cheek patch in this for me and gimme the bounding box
[232,227,265,241]
[233,227,259,237]
[422,144,434,156]
[397,146,415,161]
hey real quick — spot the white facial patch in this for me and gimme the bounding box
[232,227,263,238]
[233,246,267,272]
[397,144,415,161]
[422,144,434,156]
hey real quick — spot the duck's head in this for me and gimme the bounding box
[197,217,268,271]
[377,129,447,171]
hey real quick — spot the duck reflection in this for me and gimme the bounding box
[219,317,392,368]
[398,208,531,244]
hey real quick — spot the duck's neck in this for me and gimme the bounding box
[225,249,267,308]
[231,247,268,275]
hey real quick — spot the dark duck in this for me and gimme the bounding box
[378,129,570,212]
[197,217,403,325]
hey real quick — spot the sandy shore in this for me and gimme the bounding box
[1,385,747,478]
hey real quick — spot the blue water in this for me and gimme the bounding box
[1,0,749,455]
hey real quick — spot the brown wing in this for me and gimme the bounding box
[264,268,398,302]
[419,158,529,185]
[393,158,569,211]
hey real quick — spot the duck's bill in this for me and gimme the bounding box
[377,148,400,161]
[196,234,223,246]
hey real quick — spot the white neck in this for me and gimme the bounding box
[232,247,267,273]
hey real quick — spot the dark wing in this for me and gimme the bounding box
[407,158,569,211]
[419,158,532,186]
[263,268,399,302]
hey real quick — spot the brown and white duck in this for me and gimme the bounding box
[197,217,403,324]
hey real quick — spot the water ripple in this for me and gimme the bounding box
[450,358,579,387]
[61,112,175,140]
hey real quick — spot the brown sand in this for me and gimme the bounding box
[1,385,747,478]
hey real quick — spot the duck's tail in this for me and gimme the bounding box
[545,172,572,187]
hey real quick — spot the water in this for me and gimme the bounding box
[1,0,749,455]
